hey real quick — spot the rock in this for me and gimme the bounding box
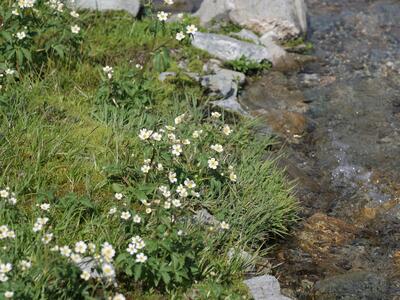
[195,0,307,39]
[297,213,357,261]
[158,72,176,82]
[192,32,286,66]
[76,256,116,283]
[244,275,292,300]
[193,209,219,226]
[231,29,260,44]
[314,272,389,300]
[71,0,140,16]
[194,0,235,25]
[202,59,223,73]
[230,0,307,39]
[152,0,203,13]
[212,95,248,115]
[201,68,245,97]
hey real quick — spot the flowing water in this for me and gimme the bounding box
[240,0,400,298]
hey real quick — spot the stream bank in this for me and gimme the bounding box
[239,0,400,298]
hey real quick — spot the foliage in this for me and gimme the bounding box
[225,56,272,75]
[0,0,83,72]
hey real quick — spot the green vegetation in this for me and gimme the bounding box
[281,36,313,53]
[0,1,297,299]
[225,56,272,75]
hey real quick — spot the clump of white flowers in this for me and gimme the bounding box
[0,187,17,205]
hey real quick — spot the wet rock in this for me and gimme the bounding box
[297,213,356,261]
[244,275,292,300]
[192,32,287,66]
[195,0,307,39]
[231,29,260,44]
[314,272,389,300]
[71,0,140,16]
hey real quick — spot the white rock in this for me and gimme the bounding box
[70,0,140,16]
[244,275,292,300]
[192,32,286,66]
[195,0,307,39]
[231,29,260,44]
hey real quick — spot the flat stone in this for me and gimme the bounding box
[71,0,140,16]
[201,68,245,97]
[159,72,176,82]
[192,32,286,65]
[244,275,292,300]
[212,95,248,115]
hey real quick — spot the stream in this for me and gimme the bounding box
[240,0,400,298]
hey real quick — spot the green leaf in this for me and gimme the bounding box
[16,49,24,66]
[52,44,65,59]
[21,48,32,62]
[111,183,123,193]
[134,264,142,281]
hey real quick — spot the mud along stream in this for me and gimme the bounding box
[239,0,400,298]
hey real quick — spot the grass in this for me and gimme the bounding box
[0,8,298,300]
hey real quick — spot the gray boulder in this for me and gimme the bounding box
[195,0,307,39]
[231,29,260,44]
[244,275,292,300]
[71,0,140,16]
[201,68,245,98]
[192,32,286,65]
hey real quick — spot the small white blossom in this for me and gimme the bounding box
[184,179,196,189]
[172,199,182,208]
[139,128,153,140]
[176,31,185,41]
[109,207,117,215]
[19,260,32,271]
[133,214,141,223]
[168,172,177,183]
[4,291,14,298]
[174,113,185,125]
[16,31,26,40]
[59,246,72,257]
[113,293,126,300]
[40,203,50,211]
[121,211,131,220]
[75,241,87,254]
[70,10,79,18]
[229,173,237,182]
[171,144,182,156]
[101,242,115,262]
[135,253,148,263]
[186,24,198,35]
[41,233,53,244]
[157,11,169,22]
[208,158,219,169]
[211,112,221,119]
[141,165,151,173]
[80,270,90,281]
[220,221,230,230]
[211,144,224,153]
[101,263,115,277]
[164,0,174,4]
[222,125,232,135]
[71,25,80,34]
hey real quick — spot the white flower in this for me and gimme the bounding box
[168,172,177,183]
[176,31,185,41]
[5,69,15,75]
[165,125,175,131]
[109,207,117,215]
[164,0,174,4]
[103,65,113,74]
[41,233,53,244]
[186,24,198,35]
[157,163,163,171]
[141,165,151,173]
[101,242,115,262]
[113,293,126,300]
[157,11,169,22]
[75,241,87,254]
[70,10,79,18]
[80,270,90,281]
[101,263,115,277]
[126,243,137,255]
[192,130,202,138]
[133,215,141,223]
[176,185,188,197]
[16,32,26,40]
[138,128,153,140]
[0,189,9,198]
[220,221,230,230]
[0,274,8,282]
[172,199,182,208]
[114,192,123,200]
[135,253,148,263]
[40,203,50,211]
[12,9,19,15]
[229,173,237,182]
[4,291,13,298]
[88,243,96,253]
[59,246,72,257]
[174,113,185,125]
[211,144,224,153]
[135,63,143,70]
[19,260,31,271]
[70,253,82,263]
[152,132,162,141]
[71,25,80,34]
[222,125,232,135]
[121,211,131,220]
[184,179,196,189]
[208,158,219,169]
[0,263,12,273]
[211,112,221,119]
[145,207,152,214]
[171,144,182,156]
[18,0,36,9]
